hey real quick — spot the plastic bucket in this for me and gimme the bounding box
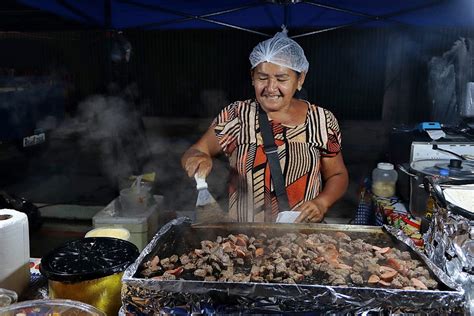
[119,187,150,215]
[40,237,139,315]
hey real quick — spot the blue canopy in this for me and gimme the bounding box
[18,0,474,37]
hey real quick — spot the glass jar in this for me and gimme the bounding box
[372,162,398,197]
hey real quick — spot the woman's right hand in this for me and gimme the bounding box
[181,148,213,178]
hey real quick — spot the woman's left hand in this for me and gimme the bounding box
[294,198,328,223]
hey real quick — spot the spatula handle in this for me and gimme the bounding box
[194,174,208,190]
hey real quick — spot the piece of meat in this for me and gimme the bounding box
[368,274,380,284]
[378,279,391,287]
[169,254,179,263]
[277,246,292,258]
[194,269,208,278]
[386,258,408,276]
[141,255,161,277]
[159,271,176,280]
[376,247,391,254]
[166,266,183,276]
[183,262,196,270]
[204,275,216,281]
[275,263,287,276]
[221,241,234,253]
[148,255,160,268]
[316,244,339,265]
[335,232,351,242]
[234,236,247,247]
[234,247,246,258]
[250,265,260,276]
[411,277,428,290]
[337,263,352,270]
[255,247,265,257]
[179,254,190,265]
[379,266,398,282]
[350,273,364,285]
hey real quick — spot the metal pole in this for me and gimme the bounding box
[104,0,113,86]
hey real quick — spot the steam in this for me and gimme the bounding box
[70,93,151,189]
[53,91,230,212]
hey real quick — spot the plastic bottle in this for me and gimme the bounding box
[425,168,450,216]
[422,168,449,232]
[371,162,398,198]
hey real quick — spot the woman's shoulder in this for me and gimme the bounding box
[305,102,334,115]
[219,99,256,116]
[303,101,338,122]
[214,99,256,124]
[227,99,256,110]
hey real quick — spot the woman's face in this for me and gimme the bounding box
[251,62,305,112]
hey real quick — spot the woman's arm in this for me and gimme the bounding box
[181,127,222,178]
[295,152,349,222]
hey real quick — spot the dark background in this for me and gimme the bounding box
[1,27,473,121]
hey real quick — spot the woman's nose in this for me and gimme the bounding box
[266,79,277,92]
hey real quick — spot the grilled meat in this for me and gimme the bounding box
[140,232,437,289]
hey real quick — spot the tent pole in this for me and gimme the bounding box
[105,0,112,86]
[55,0,100,25]
[284,4,289,29]
[117,0,271,36]
[294,0,447,38]
[104,0,112,29]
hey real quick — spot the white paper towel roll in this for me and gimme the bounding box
[0,209,30,295]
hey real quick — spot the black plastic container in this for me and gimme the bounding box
[40,237,139,315]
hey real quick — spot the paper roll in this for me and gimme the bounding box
[0,209,30,295]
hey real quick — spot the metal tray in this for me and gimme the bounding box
[122,218,466,314]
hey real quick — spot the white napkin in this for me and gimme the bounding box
[276,211,301,223]
[426,129,446,140]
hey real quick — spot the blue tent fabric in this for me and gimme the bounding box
[18,0,474,35]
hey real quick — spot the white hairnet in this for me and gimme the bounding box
[249,30,309,73]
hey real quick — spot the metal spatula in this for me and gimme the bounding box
[194,175,230,223]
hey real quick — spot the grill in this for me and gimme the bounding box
[122,218,465,314]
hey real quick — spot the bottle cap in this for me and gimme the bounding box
[439,168,449,177]
[377,162,394,170]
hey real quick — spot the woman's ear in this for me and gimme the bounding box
[298,72,307,88]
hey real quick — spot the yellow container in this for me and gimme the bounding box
[85,227,130,241]
[48,273,123,315]
[40,237,139,315]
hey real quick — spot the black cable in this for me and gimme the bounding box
[432,144,466,160]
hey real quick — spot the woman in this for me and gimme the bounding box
[182,31,348,223]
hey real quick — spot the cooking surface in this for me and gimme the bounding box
[136,222,444,290]
[141,223,394,261]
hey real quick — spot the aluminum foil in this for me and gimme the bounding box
[122,217,466,314]
[424,199,474,315]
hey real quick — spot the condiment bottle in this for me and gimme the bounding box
[371,162,398,198]
[426,168,450,217]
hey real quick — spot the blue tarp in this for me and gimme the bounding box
[18,0,474,36]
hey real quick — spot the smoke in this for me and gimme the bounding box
[68,93,151,189]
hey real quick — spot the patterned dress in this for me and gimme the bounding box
[212,99,341,222]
